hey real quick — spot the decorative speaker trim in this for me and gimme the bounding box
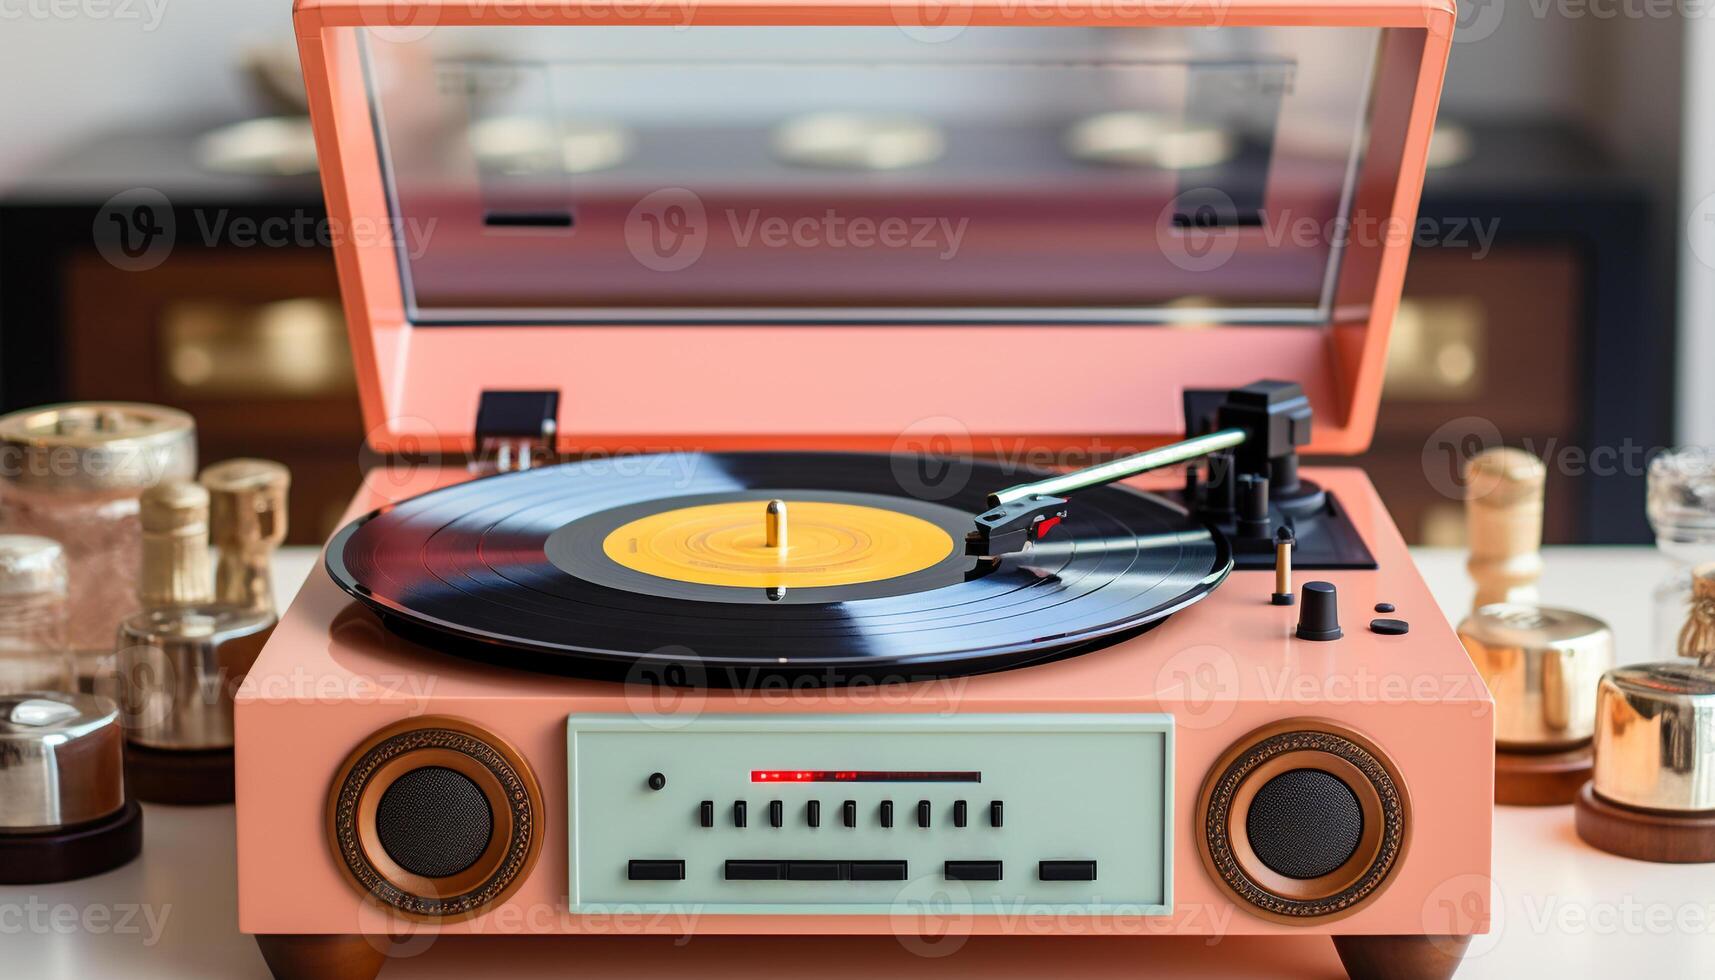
[1196,718,1410,925]
[327,716,543,923]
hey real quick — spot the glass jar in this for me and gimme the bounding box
[0,535,74,695]
[0,403,196,689]
[1647,449,1715,658]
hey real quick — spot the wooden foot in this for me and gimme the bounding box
[255,934,387,980]
[1573,781,1715,863]
[1495,744,1592,806]
[1332,934,1471,980]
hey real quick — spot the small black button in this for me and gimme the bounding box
[1370,617,1410,635]
[849,860,908,881]
[769,800,784,828]
[733,801,747,828]
[647,772,666,791]
[842,800,857,828]
[807,800,821,828]
[725,860,783,880]
[786,860,843,881]
[628,859,685,881]
[1374,602,1396,613]
[699,800,714,828]
[953,800,967,828]
[1039,860,1097,881]
[989,801,1003,828]
[917,800,932,828]
[880,800,894,828]
[944,860,1002,881]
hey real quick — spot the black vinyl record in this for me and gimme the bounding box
[327,452,1231,685]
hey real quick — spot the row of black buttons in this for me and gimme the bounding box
[628,859,1098,883]
[703,800,1003,829]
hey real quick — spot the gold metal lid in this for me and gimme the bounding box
[1459,603,1614,750]
[0,402,195,494]
[199,459,290,549]
[140,481,210,535]
[0,691,125,830]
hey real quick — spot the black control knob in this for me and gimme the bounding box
[953,800,967,828]
[807,800,821,828]
[843,800,857,828]
[699,800,713,828]
[880,800,894,828]
[733,801,747,828]
[917,800,932,828]
[1237,474,1270,539]
[989,800,1004,827]
[647,772,666,791]
[769,800,784,828]
[1296,581,1343,641]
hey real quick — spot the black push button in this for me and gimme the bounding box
[786,860,843,881]
[699,800,714,828]
[849,860,908,881]
[880,800,894,828]
[944,860,1002,881]
[733,801,747,828]
[917,800,932,828]
[989,800,1003,828]
[842,800,857,828]
[769,800,784,828]
[628,859,685,881]
[725,860,784,880]
[1039,860,1097,881]
[953,800,967,828]
[807,800,821,828]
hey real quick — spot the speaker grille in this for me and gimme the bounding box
[1245,768,1364,880]
[375,766,494,879]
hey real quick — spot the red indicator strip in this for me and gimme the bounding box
[751,771,981,783]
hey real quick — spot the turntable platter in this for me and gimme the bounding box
[326,452,1231,685]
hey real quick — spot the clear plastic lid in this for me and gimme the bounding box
[362,25,1382,323]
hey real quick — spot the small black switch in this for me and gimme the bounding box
[945,860,1002,881]
[786,860,843,881]
[769,800,784,828]
[646,772,666,791]
[733,801,747,828]
[1370,617,1410,635]
[699,800,714,828]
[1039,860,1097,881]
[989,801,1003,828]
[880,800,894,828]
[1295,581,1343,641]
[725,860,783,880]
[849,860,908,881]
[953,800,967,828]
[628,859,685,881]
[842,800,857,828]
[807,800,821,828]
[917,800,932,828]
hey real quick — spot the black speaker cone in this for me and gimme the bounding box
[1244,767,1363,880]
[375,765,493,879]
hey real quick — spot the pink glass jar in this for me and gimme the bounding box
[0,403,195,689]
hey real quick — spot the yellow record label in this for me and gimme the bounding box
[602,500,955,589]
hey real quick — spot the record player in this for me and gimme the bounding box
[239,3,1489,978]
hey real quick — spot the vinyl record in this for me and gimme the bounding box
[327,452,1230,685]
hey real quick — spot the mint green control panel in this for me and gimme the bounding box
[565,713,1173,915]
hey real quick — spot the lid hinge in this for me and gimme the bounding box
[472,389,560,474]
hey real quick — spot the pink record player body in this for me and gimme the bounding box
[240,1,1492,977]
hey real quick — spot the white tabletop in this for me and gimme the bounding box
[3,546,1710,978]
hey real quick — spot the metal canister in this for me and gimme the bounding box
[0,403,196,684]
[1590,663,1715,813]
[1459,603,1614,751]
[0,692,125,832]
